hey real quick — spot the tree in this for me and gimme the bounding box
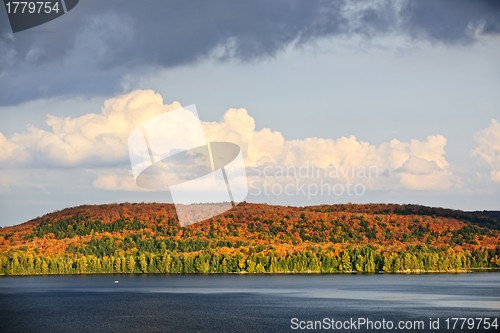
[34,257,42,273]
[393,257,402,272]
[246,258,256,273]
[78,256,87,273]
[121,256,127,272]
[428,253,438,271]
[404,253,412,271]
[382,256,392,272]
[355,255,364,272]
[161,252,171,273]
[268,257,278,273]
[365,252,375,272]
[27,255,34,273]
[195,254,209,273]
[127,255,136,272]
[307,252,320,271]
[238,258,246,271]
[105,256,114,272]
[41,260,49,274]
[140,254,147,273]
[277,257,288,272]
[256,263,265,273]
[341,250,351,272]
[114,257,121,272]
[222,258,228,273]
[11,253,21,274]
[148,253,157,272]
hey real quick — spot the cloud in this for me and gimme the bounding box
[202,108,458,191]
[397,155,454,190]
[0,89,459,192]
[400,0,500,43]
[1,0,499,104]
[398,155,443,175]
[0,90,181,168]
[93,169,142,191]
[472,119,500,184]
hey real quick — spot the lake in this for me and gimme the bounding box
[0,273,499,332]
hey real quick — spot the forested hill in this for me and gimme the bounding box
[471,210,500,223]
[0,202,499,275]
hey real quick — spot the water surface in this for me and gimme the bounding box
[1,273,499,332]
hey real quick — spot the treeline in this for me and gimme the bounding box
[315,204,500,230]
[1,244,499,275]
[30,216,157,239]
[473,210,500,221]
[1,202,499,276]
[18,213,496,251]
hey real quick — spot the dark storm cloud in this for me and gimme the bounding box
[0,0,499,105]
[400,0,500,42]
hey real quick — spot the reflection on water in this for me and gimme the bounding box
[0,273,499,332]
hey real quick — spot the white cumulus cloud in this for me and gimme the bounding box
[0,89,459,192]
[203,108,458,190]
[0,90,181,168]
[472,119,500,184]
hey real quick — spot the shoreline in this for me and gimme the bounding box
[1,268,499,277]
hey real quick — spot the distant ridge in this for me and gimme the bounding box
[471,210,500,222]
[1,202,499,275]
[2,202,499,231]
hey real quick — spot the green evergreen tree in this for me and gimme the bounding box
[246,258,256,273]
[127,255,136,272]
[341,250,351,272]
[78,256,87,273]
[27,254,34,273]
[41,259,49,274]
[114,257,121,273]
[393,256,402,272]
[140,254,148,273]
[382,256,393,272]
[161,252,172,273]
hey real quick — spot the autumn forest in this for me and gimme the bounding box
[0,202,499,275]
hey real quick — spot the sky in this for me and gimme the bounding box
[0,0,499,227]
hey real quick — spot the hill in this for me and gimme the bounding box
[1,202,499,275]
[471,210,500,222]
